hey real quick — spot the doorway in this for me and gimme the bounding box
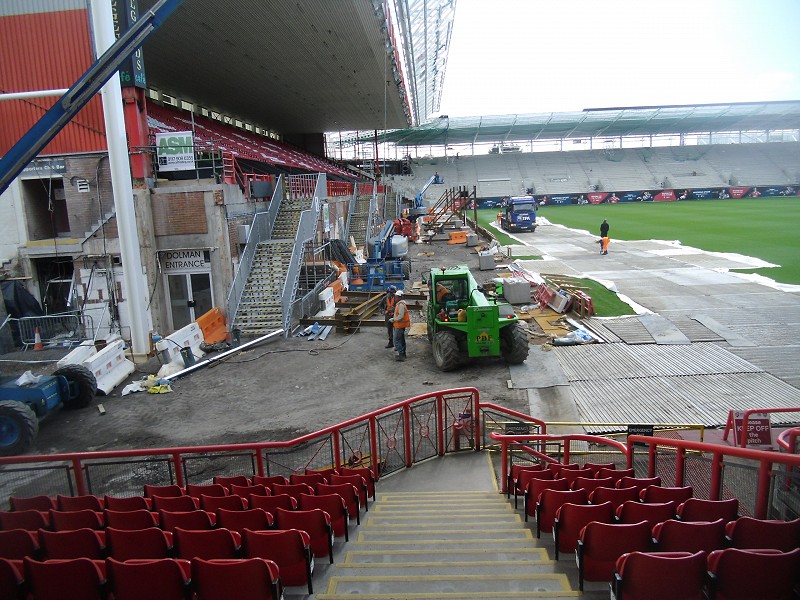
[166,272,212,330]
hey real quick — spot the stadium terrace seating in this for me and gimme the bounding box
[272,483,315,504]
[552,501,615,559]
[616,476,661,494]
[581,462,616,476]
[38,528,105,560]
[185,484,227,499]
[146,101,352,179]
[317,483,361,522]
[151,495,199,512]
[330,474,370,507]
[639,485,693,504]
[595,467,635,485]
[576,520,652,591]
[249,494,297,513]
[56,495,104,512]
[190,557,282,600]
[571,476,614,495]
[676,498,739,522]
[173,527,240,560]
[212,475,251,491]
[298,493,349,540]
[0,510,50,532]
[724,516,800,551]
[229,484,270,498]
[525,478,569,522]
[290,473,327,488]
[547,463,579,476]
[105,527,172,561]
[103,495,151,511]
[158,510,215,534]
[48,509,104,531]
[706,547,800,600]
[588,486,640,511]
[200,494,247,512]
[106,557,190,600]
[559,468,595,488]
[506,463,544,497]
[275,507,334,562]
[23,556,106,600]
[306,467,338,481]
[612,551,707,600]
[652,518,727,554]
[338,467,377,500]
[0,528,40,560]
[103,508,159,530]
[143,485,185,499]
[215,508,274,535]
[513,469,554,509]
[536,488,588,537]
[8,496,55,512]
[251,475,289,490]
[243,528,314,594]
[615,500,677,529]
[0,558,23,600]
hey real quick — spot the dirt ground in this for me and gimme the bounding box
[0,228,533,455]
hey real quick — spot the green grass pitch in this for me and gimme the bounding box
[487,198,800,285]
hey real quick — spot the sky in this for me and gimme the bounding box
[437,0,800,118]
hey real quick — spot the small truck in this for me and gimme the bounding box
[499,195,537,233]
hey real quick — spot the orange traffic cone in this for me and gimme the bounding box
[33,327,43,351]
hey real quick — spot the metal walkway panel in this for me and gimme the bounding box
[555,342,763,382]
[661,315,724,342]
[725,345,800,390]
[597,317,654,344]
[639,313,691,344]
[572,372,800,431]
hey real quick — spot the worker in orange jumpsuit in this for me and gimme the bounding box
[598,237,610,255]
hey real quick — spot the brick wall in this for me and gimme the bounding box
[64,155,113,238]
[151,191,208,236]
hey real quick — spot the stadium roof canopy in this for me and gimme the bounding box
[377,101,800,146]
[137,0,454,135]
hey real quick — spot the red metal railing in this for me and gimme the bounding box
[777,427,800,453]
[722,407,800,448]
[0,388,479,500]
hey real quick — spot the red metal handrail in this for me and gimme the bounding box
[628,434,800,519]
[489,432,629,493]
[777,426,800,453]
[722,407,800,448]
[0,388,479,496]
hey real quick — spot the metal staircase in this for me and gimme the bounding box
[346,191,375,253]
[230,174,324,336]
[314,451,603,600]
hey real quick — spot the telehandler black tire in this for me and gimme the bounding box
[501,322,529,364]
[0,401,38,456]
[433,330,461,371]
[53,364,97,409]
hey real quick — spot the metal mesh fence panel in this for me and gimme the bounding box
[181,453,257,485]
[339,421,372,468]
[84,458,174,497]
[479,409,543,452]
[683,454,714,499]
[410,398,438,464]
[263,437,334,480]
[0,465,73,509]
[719,461,758,517]
[376,409,407,477]
[770,464,800,520]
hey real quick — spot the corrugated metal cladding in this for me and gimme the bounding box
[0,6,107,155]
[0,0,85,17]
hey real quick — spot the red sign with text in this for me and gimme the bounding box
[732,411,772,447]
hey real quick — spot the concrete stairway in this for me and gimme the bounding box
[306,452,607,600]
[348,194,372,252]
[233,194,312,335]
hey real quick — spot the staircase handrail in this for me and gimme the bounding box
[776,426,800,454]
[280,173,325,335]
[343,187,358,241]
[226,175,284,328]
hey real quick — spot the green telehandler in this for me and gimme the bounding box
[425,265,529,371]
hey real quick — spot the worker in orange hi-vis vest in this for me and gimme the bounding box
[379,286,397,348]
[597,237,610,255]
[389,289,410,361]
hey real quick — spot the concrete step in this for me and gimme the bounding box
[356,527,533,542]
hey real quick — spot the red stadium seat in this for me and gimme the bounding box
[576,520,652,590]
[243,528,314,594]
[706,547,800,600]
[553,501,615,559]
[612,551,707,600]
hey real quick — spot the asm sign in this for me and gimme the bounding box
[156,132,196,172]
